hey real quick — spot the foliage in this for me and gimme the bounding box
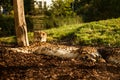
[0,15,15,36]
[45,0,74,17]
[0,14,82,36]
[74,0,120,21]
[0,0,13,14]
[0,0,34,15]
[44,0,82,28]
[1,0,120,22]
[24,0,34,15]
[0,15,33,37]
[44,15,82,28]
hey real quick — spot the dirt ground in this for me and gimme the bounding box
[0,43,120,80]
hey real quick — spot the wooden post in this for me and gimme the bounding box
[13,0,29,46]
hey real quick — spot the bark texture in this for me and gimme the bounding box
[13,0,29,46]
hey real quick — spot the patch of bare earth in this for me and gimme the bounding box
[0,43,120,80]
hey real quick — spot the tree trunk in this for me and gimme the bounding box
[13,0,29,46]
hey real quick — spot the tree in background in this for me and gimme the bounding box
[0,0,13,14]
[47,0,75,17]
[43,0,80,28]
[24,0,34,15]
[74,0,120,21]
[0,0,34,15]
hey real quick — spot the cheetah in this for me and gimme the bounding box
[34,31,47,42]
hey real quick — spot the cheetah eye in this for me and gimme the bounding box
[43,33,45,35]
[84,56,88,59]
[82,55,88,60]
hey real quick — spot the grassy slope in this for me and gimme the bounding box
[45,18,120,47]
[0,18,120,47]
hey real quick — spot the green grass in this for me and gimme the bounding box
[0,36,17,44]
[44,18,120,47]
[0,18,120,47]
[74,23,120,46]
[44,24,82,41]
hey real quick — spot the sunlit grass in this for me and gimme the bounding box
[44,18,120,47]
[44,24,82,40]
[0,18,120,47]
[0,36,16,44]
